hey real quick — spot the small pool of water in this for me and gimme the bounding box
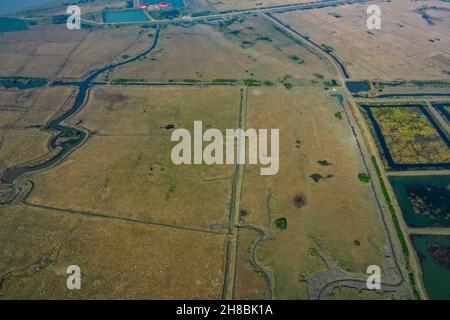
[346,81,371,93]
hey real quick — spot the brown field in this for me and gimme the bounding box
[0,87,74,168]
[58,26,153,79]
[0,88,73,129]
[276,0,450,81]
[0,90,28,128]
[26,86,239,230]
[110,16,336,83]
[0,1,421,299]
[0,26,87,78]
[234,228,268,299]
[0,204,226,299]
[197,0,315,12]
[0,129,51,167]
[0,24,153,80]
[14,87,75,127]
[237,87,387,299]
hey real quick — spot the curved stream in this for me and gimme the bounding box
[0,28,161,204]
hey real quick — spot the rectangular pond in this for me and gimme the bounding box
[389,175,450,228]
[411,234,450,300]
[346,81,371,93]
[103,10,149,23]
[145,0,185,7]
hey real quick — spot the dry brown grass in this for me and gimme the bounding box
[58,26,151,79]
[0,204,226,299]
[276,0,450,81]
[0,87,74,167]
[199,0,316,11]
[27,86,240,230]
[110,16,335,83]
[240,87,387,298]
[0,24,150,80]
[0,128,51,167]
[234,228,267,299]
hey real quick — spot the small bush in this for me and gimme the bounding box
[275,218,287,230]
[358,173,370,183]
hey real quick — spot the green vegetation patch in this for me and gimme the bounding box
[243,79,273,87]
[211,79,239,84]
[283,82,293,90]
[168,79,202,84]
[308,247,318,257]
[274,218,287,230]
[357,173,370,183]
[369,106,450,165]
[371,156,421,299]
[290,55,304,64]
[410,80,450,87]
[321,44,334,52]
[371,156,409,257]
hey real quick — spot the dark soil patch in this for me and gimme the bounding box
[239,209,249,217]
[97,91,129,109]
[294,194,306,208]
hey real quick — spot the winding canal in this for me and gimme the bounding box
[0,28,161,204]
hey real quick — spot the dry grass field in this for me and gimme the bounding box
[234,228,268,299]
[0,0,424,299]
[110,16,336,83]
[58,26,153,79]
[0,204,226,299]
[276,0,450,81]
[26,86,239,230]
[0,129,51,168]
[0,87,74,168]
[0,90,33,128]
[1,84,393,299]
[238,87,387,299]
[197,0,315,11]
[0,24,152,80]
